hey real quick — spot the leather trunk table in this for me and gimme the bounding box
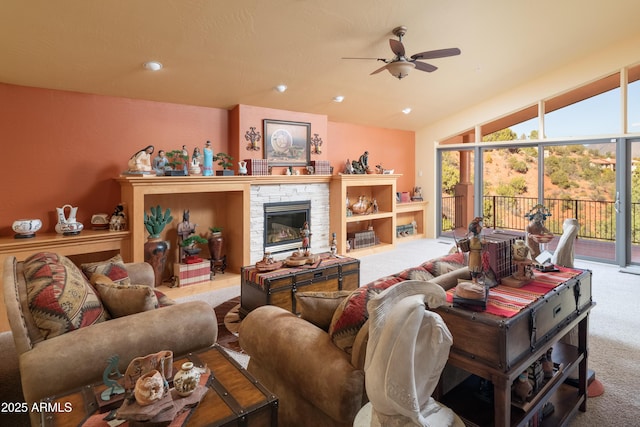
[239,253,359,318]
[40,344,278,427]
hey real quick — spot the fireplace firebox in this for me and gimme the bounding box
[264,201,311,253]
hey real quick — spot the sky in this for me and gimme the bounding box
[510,81,640,140]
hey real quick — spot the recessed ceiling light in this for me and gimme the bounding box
[143,61,163,71]
[402,107,412,115]
[275,84,287,93]
[333,95,345,103]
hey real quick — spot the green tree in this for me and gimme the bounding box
[482,128,518,142]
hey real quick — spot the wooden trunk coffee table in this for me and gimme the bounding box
[40,344,278,427]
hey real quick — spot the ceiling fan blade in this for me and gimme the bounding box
[414,61,438,72]
[410,47,461,60]
[370,64,390,75]
[389,39,405,57]
[342,57,387,61]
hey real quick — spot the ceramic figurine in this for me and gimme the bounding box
[238,160,248,175]
[153,150,169,175]
[330,232,337,256]
[301,221,311,255]
[127,145,154,173]
[468,217,484,281]
[109,204,127,231]
[203,141,214,176]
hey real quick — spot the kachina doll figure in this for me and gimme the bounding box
[468,216,484,282]
[203,140,214,176]
[300,221,312,256]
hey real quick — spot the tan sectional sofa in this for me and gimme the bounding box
[239,251,472,427]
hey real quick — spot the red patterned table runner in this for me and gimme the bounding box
[446,267,583,318]
[244,253,354,289]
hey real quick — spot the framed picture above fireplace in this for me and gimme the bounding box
[264,119,311,166]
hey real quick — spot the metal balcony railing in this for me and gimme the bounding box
[442,195,640,244]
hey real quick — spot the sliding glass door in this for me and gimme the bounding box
[625,139,640,265]
[436,138,638,266]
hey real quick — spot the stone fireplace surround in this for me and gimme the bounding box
[250,182,330,263]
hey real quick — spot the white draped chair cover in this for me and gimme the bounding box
[360,280,464,427]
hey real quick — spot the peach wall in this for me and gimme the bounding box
[0,83,415,237]
[0,83,228,234]
[328,121,415,192]
[229,104,328,175]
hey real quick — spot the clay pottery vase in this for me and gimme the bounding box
[208,231,224,261]
[173,362,201,397]
[12,218,42,238]
[134,370,165,406]
[144,238,169,287]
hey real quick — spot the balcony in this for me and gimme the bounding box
[442,195,640,261]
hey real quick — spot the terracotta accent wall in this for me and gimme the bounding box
[0,83,228,234]
[229,104,328,175]
[327,121,415,192]
[0,83,415,236]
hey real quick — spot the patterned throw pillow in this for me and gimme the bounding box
[296,290,352,331]
[420,252,468,276]
[80,254,131,286]
[328,276,403,354]
[23,252,108,339]
[90,274,160,318]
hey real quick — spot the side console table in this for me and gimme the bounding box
[435,268,594,426]
[239,253,359,318]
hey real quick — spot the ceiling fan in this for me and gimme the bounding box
[343,26,461,79]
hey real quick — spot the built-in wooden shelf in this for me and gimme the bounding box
[330,174,399,256]
[0,229,131,332]
[396,200,428,240]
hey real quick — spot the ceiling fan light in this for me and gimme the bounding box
[387,61,415,79]
[275,84,287,93]
[333,95,345,103]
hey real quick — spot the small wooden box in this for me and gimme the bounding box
[40,345,278,427]
[174,261,210,287]
[239,254,359,317]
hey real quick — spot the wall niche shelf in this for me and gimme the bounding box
[330,174,399,257]
[396,200,428,240]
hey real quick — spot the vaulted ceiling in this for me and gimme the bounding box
[2,0,640,131]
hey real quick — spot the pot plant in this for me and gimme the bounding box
[208,227,224,261]
[143,205,174,287]
[164,149,189,176]
[214,152,234,176]
[179,234,208,260]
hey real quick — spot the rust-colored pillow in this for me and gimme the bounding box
[90,274,159,318]
[328,277,403,354]
[296,290,352,331]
